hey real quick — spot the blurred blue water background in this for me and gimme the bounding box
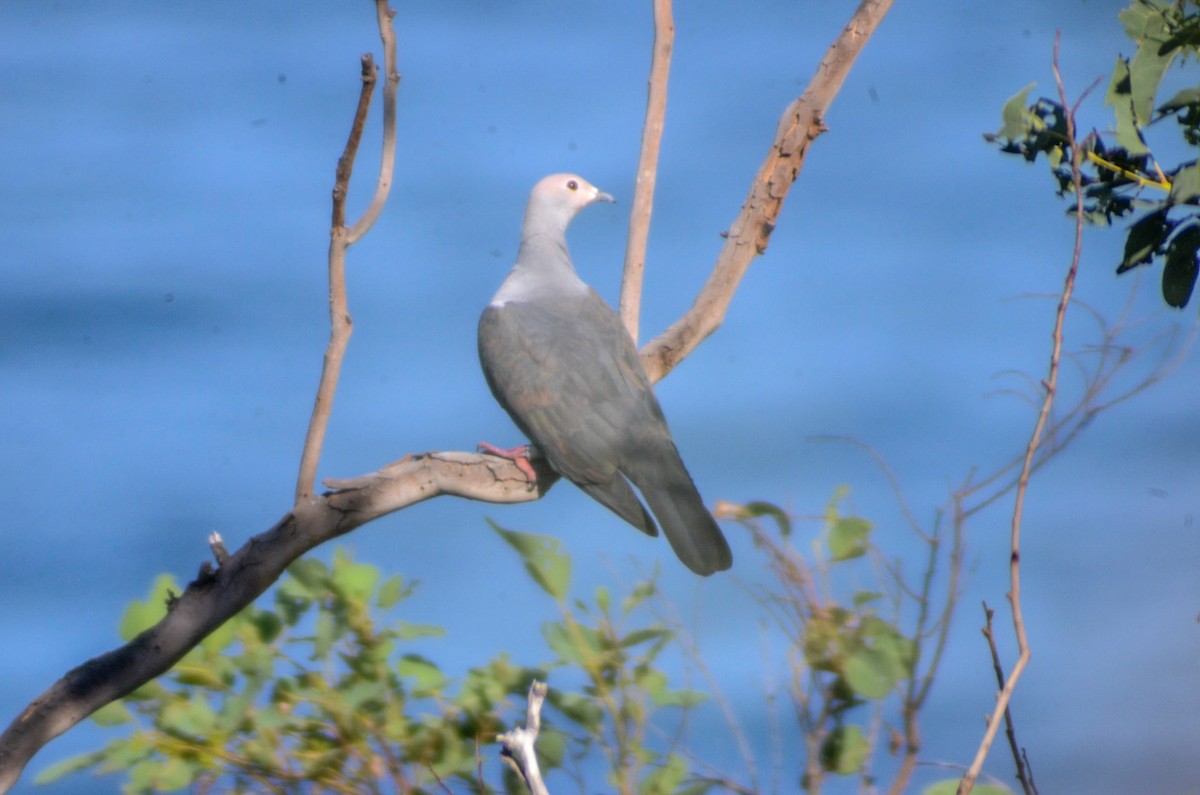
[2,1,1197,793]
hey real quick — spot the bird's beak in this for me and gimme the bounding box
[594,189,616,204]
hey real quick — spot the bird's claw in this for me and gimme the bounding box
[477,441,538,483]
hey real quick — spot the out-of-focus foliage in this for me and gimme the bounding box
[721,488,970,795]
[38,550,544,794]
[41,487,978,795]
[987,0,1200,309]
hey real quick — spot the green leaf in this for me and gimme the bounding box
[1169,161,1200,205]
[820,724,869,775]
[620,627,671,649]
[376,574,407,609]
[736,500,793,537]
[996,81,1037,140]
[1162,223,1200,307]
[34,749,109,783]
[90,701,134,727]
[829,516,872,562]
[844,647,900,699]
[490,521,572,600]
[199,612,239,655]
[536,729,567,768]
[639,753,688,795]
[159,696,218,738]
[1107,57,1150,155]
[1119,208,1175,273]
[393,620,446,640]
[1119,0,1177,124]
[96,735,153,773]
[171,663,228,690]
[923,780,1014,795]
[285,557,330,594]
[118,574,181,640]
[215,690,255,733]
[331,550,380,603]
[594,585,611,614]
[543,620,604,666]
[621,580,658,614]
[639,667,708,709]
[126,758,196,792]
[313,609,338,660]
[852,590,883,608]
[397,654,448,693]
[251,610,284,643]
[550,690,604,732]
[341,678,387,710]
[543,622,581,664]
[1158,86,1200,115]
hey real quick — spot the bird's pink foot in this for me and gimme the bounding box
[477,441,538,482]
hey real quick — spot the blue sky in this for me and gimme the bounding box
[2,1,1198,793]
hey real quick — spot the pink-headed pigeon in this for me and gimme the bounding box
[478,173,733,576]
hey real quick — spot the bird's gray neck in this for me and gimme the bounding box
[491,231,587,307]
[516,231,573,272]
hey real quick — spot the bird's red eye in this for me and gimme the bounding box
[567,180,578,191]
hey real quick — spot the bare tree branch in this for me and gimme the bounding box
[497,681,551,795]
[0,2,893,789]
[295,0,401,504]
[295,54,376,504]
[347,1,400,244]
[0,451,550,793]
[619,0,674,344]
[957,35,1088,795]
[980,603,1038,795]
[639,0,894,384]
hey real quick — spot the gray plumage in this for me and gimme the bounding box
[478,173,733,576]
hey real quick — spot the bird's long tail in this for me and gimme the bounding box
[628,450,733,576]
[579,475,659,538]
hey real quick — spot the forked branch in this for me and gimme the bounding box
[640,0,894,384]
[295,0,400,504]
[0,3,894,791]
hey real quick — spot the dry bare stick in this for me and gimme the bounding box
[0,3,896,789]
[295,0,400,503]
[497,681,551,795]
[619,0,674,344]
[980,603,1038,795]
[640,0,894,384]
[957,36,1086,795]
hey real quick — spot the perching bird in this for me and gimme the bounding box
[477,173,733,576]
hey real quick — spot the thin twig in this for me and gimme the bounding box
[294,54,376,503]
[348,0,401,243]
[980,603,1037,795]
[295,0,400,504]
[957,33,1085,794]
[620,0,674,344]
